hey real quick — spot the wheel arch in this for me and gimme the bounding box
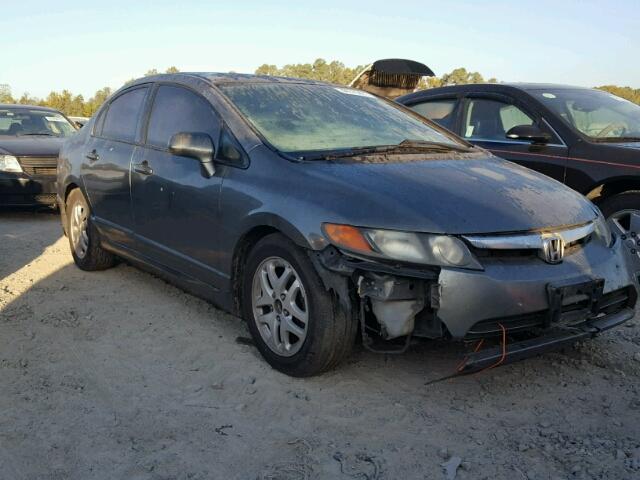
[230,216,324,316]
[585,176,640,203]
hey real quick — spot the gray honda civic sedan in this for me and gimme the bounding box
[57,73,637,376]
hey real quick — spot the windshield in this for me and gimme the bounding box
[533,88,640,141]
[219,83,463,154]
[0,108,77,138]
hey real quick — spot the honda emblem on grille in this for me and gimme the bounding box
[541,235,565,264]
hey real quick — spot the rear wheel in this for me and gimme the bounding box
[242,233,357,376]
[66,189,116,271]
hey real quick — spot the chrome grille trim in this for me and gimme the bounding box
[17,156,58,176]
[463,222,595,250]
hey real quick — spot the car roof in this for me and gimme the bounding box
[0,103,60,112]
[130,72,329,87]
[397,82,595,102]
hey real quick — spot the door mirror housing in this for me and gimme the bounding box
[168,132,215,177]
[505,125,551,144]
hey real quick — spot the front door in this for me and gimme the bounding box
[131,84,226,288]
[81,85,150,246]
[461,96,568,182]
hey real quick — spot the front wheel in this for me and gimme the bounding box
[66,189,116,271]
[242,233,357,377]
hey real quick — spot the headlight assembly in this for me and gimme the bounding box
[322,223,482,270]
[0,155,22,173]
[593,211,613,247]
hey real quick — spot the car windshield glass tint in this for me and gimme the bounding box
[534,89,640,140]
[219,83,463,153]
[0,108,76,137]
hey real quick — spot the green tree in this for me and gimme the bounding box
[255,58,364,85]
[85,87,112,116]
[0,84,14,103]
[165,66,180,74]
[597,85,640,104]
[419,67,497,89]
[17,92,40,105]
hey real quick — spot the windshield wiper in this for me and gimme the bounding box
[19,132,56,137]
[397,139,473,153]
[302,139,473,160]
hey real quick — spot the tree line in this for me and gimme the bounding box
[0,67,180,117]
[1,60,639,117]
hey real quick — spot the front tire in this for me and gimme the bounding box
[242,233,356,377]
[66,189,116,271]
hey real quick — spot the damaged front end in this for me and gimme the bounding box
[310,219,638,367]
[310,245,444,354]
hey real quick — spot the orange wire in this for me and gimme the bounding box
[456,323,508,374]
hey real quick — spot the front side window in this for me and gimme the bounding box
[533,88,640,141]
[102,87,149,143]
[463,98,534,141]
[146,85,220,149]
[0,108,76,137]
[218,83,463,154]
[409,99,457,130]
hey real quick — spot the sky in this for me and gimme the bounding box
[2,0,639,99]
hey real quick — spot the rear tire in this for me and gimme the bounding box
[66,189,116,271]
[241,233,357,377]
[598,191,640,220]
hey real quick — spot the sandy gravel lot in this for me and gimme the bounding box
[0,210,639,480]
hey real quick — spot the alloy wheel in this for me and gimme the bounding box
[251,256,309,357]
[70,202,89,259]
[608,209,640,273]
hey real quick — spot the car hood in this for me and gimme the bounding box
[0,137,65,157]
[301,155,596,235]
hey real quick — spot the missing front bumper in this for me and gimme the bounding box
[458,307,635,373]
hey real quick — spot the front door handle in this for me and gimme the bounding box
[86,150,99,162]
[133,161,153,176]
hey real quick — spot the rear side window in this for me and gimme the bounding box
[146,85,220,149]
[409,99,457,130]
[102,87,149,143]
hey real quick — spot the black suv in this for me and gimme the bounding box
[397,84,640,228]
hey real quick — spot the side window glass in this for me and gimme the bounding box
[102,87,148,143]
[409,99,457,130]
[463,98,534,141]
[146,85,220,149]
[93,107,108,136]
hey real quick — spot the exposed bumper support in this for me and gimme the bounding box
[458,307,634,373]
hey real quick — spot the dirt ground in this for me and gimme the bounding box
[0,210,639,480]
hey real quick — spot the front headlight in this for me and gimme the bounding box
[0,155,22,173]
[323,223,482,270]
[593,210,613,247]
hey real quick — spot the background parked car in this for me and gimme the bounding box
[0,104,77,207]
[397,84,640,231]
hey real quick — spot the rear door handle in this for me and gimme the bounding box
[86,150,99,162]
[133,161,153,176]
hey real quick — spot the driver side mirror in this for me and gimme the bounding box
[168,132,215,178]
[505,125,551,144]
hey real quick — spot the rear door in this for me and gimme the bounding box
[81,85,150,247]
[460,94,568,182]
[131,83,226,287]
